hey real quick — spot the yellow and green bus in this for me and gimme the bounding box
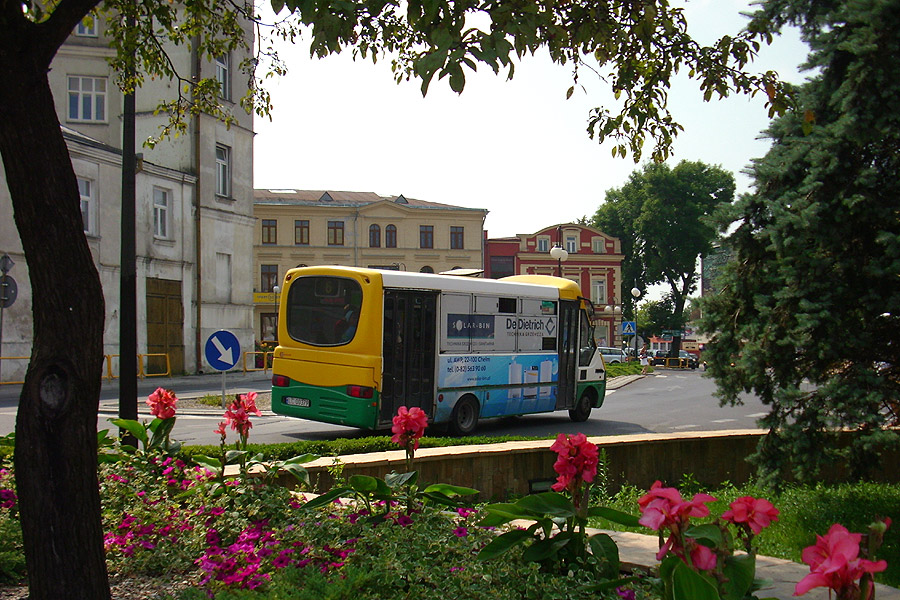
[271,266,607,434]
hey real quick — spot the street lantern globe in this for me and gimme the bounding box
[549,245,568,262]
[631,287,641,298]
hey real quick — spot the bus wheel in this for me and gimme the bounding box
[568,392,593,422]
[449,396,479,436]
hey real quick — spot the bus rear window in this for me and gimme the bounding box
[286,276,362,346]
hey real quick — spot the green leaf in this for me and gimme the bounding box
[720,554,756,600]
[422,483,478,497]
[225,450,249,464]
[476,528,533,561]
[385,470,418,488]
[148,417,176,449]
[192,454,223,473]
[516,492,575,517]
[280,463,311,486]
[477,503,529,527]
[587,506,641,527]
[588,533,620,574]
[685,523,724,546]
[270,0,285,14]
[522,531,573,562]
[300,487,352,510]
[671,561,719,600]
[108,418,148,445]
[282,453,317,465]
[349,475,392,497]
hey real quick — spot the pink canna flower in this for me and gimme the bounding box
[722,495,780,534]
[637,481,716,532]
[146,387,178,419]
[689,543,718,571]
[549,433,599,493]
[795,523,888,599]
[391,406,428,450]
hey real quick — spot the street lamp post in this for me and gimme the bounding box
[549,245,568,276]
[631,287,641,359]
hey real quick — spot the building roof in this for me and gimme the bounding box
[254,189,487,213]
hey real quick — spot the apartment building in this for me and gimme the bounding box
[252,189,488,341]
[0,18,255,380]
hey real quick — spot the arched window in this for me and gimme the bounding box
[420,266,434,273]
[369,224,381,248]
[385,224,397,248]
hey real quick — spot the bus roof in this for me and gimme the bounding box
[285,266,578,301]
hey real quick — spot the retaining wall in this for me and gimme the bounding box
[296,429,900,500]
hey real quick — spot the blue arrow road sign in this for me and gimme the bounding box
[621,321,637,335]
[205,330,241,371]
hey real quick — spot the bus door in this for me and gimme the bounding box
[556,300,580,409]
[380,289,438,425]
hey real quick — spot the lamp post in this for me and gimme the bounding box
[631,287,641,359]
[272,285,280,341]
[549,245,568,277]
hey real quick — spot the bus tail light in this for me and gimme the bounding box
[272,374,291,387]
[347,385,374,399]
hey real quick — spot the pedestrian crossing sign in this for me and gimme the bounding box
[621,321,636,335]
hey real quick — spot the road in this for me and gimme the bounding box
[0,370,770,446]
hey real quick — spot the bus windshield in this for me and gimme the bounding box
[286,276,362,346]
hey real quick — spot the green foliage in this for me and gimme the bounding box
[636,297,689,339]
[698,0,900,484]
[591,161,735,335]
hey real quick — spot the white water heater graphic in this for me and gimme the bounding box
[508,360,522,399]
[524,366,539,398]
[539,360,553,398]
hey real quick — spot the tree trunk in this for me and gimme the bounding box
[0,31,111,600]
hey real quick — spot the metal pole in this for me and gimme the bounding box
[221,370,227,409]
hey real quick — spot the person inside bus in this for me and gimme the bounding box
[339,309,360,342]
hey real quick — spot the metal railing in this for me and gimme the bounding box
[243,351,274,373]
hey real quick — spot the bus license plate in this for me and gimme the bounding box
[284,397,310,408]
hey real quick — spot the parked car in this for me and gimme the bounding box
[599,347,627,364]
[679,350,699,369]
[650,349,669,366]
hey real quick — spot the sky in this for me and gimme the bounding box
[252,0,811,240]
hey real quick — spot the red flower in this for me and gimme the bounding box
[637,481,716,531]
[391,406,428,450]
[549,433,598,493]
[722,496,780,534]
[214,421,227,437]
[689,543,717,571]
[146,387,178,419]
[223,393,263,438]
[795,524,888,598]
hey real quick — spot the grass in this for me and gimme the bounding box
[589,478,900,588]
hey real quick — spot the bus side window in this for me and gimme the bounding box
[578,312,596,366]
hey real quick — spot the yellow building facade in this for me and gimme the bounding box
[253,189,488,341]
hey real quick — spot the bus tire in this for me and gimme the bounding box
[568,392,593,422]
[448,396,479,436]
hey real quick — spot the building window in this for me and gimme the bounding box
[385,224,397,248]
[215,144,230,197]
[489,255,515,279]
[592,280,606,306]
[419,225,433,249]
[262,219,277,245]
[261,264,278,293]
[214,54,230,100]
[67,76,106,122]
[153,187,170,239]
[75,19,97,37]
[420,266,434,273]
[260,313,277,342]
[566,236,577,254]
[450,226,464,249]
[77,177,94,234]
[537,237,549,252]
[327,221,344,246]
[592,238,606,254]
[369,224,381,248]
[295,220,309,245]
